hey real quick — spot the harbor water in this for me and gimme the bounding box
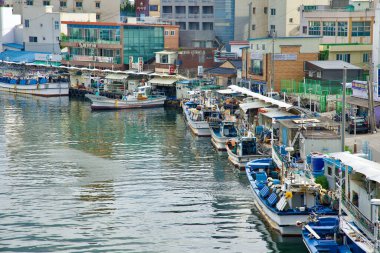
[0,93,305,252]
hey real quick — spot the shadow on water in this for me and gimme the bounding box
[0,93,306,252]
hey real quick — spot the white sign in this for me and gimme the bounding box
[251,53,263,60]
[198,66,204,76]
[78,42,97,48]
[35,53,62,62]
[274,54,297,61]
[138,57,143,72]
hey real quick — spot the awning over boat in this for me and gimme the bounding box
[105,73,128,80]
[229,85,292,109]
[239,101,268,113]
[329,152,380,184]
[260,109,299,120]
[217,89,240,95]
[148,77,178,86]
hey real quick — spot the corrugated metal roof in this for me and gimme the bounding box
[3,43,24,50]
[0,50,40,63]
[307,60,361,70]
[260,108,298,119]
[105,73,128,80]
[239,101,268,112]
[148,77,178,86]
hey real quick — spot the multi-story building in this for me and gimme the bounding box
[160,0,234,49]
[11,0,120,22]
[22,5,96,53]
[248,0,330,39]
[242,36,320,92]
[300,0,375,71]
[60,21,179,70]
[149,0,160,17]
[0,6,21,52]
[234,0,251,41]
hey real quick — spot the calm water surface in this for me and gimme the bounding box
[0,93,306,252]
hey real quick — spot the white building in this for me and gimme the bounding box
[22,5,96,53]
[0,7,22,51]
[11,0,120,22]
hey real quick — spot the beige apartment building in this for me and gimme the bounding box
[10,0,120,22]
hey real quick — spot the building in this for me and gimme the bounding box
[149,0,160,17]
[300,0,374,72]
[248,0,330,39]
[160,0,235,49]
[304,60,363,84]
[61,21,179,70]
[204,60,242,86]
[229,40,249,57]
[22,5,96,53]
[372,2,380,90]
[11,0,120,22]
[242,36,320,92]
[234,0,251,41]
[0,6,21,52]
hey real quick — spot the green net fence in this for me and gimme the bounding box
[280,79,353,96]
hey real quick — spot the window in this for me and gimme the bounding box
[336,53,351,63]
[26,0,33,5]
[323,21,336,36]
[54,21,59,30]
[176,22,186,30]
[25,19,29,28]
[363,53,369,63]
[302,26,307,34]
[289,18,293,23]
[29,36,38,42]
[352,21,371,36]
[252,24,256,30]
[264,7,268,14]
[202,6,213,14]
[270,8,276,15]
[352,191,359,207]
[149,5,158,11]
[189,6,199,14]
[170,30,175,36]
[251,59,263,75]
[203,22,213,30]
[256,44,259,50]
[96,14,100,20]
[189,22,200,30]
[175,6,186,14]
[56,36,60,41]
[76,1,83,8]
[43,0,50,5]
[162,6,172,13]
[95,2,100,8]
[252,7,256,14]
[262,44,265,50]
[60,1,66,7]
[308,21,321,35]
[164,30,169,36]
[337,22,347,36]
[161,55,168,64]
[327,166,332,176]
[270,25,275,33]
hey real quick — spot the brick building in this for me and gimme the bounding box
[242,36,321,92]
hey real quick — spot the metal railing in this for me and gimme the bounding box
[61,37,120,44]
[342,194,375,236]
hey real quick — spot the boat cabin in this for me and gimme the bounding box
[228,137,257,156]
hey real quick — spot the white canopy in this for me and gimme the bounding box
[105,73,128,80]
[239,101,268,112]
[217,89,239,95]
[228,85,292,109]
[330,152,380,183]
[148,77,178,86]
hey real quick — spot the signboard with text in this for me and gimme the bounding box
[135,0,149,17]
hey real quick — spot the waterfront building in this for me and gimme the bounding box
[204,60,242,86]
[300,0,374,72]
[0,6,21,52]
[22,5,96,54]
[229,41,249,57]
[11,0,120,22]
[60,21,179,70]
[160,0,235,49]
[242,36,320,92]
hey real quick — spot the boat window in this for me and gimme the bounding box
[352,191,359,207]
[327,166,332,176]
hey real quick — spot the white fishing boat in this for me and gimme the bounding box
[86,85,166,110]
[0,74,69,96]
[246,155,338,236]
[226,136,268,170]
[210,120,238,151]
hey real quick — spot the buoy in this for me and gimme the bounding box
[285,191,293,199]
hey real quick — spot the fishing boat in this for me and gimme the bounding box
[210,120,238,150]
[85,85,166,110]
[0,74,69,96]
[226,136,268,170]
[245,157,338,236]
[301,152,380,252]
[182,100,221,137]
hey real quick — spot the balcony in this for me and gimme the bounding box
[63,54,121,64]
[202,14,214,19]
[188,14,199,19]
[61,36,121,45]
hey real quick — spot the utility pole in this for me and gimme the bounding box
[270,30,276,97]
[248,2,252,40]
[341,67,347,152]
[368,58,376,133]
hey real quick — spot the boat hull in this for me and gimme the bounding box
[0,82,69,97]
[182,103,211,137]
[246,167,310,236]
[86,94,166,110]
[226,147,268,170]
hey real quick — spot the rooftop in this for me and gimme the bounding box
[249,36,321,42]
[62,21,179,28]
[307,60,361,70]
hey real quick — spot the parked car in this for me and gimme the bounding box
[346,116,369,134]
